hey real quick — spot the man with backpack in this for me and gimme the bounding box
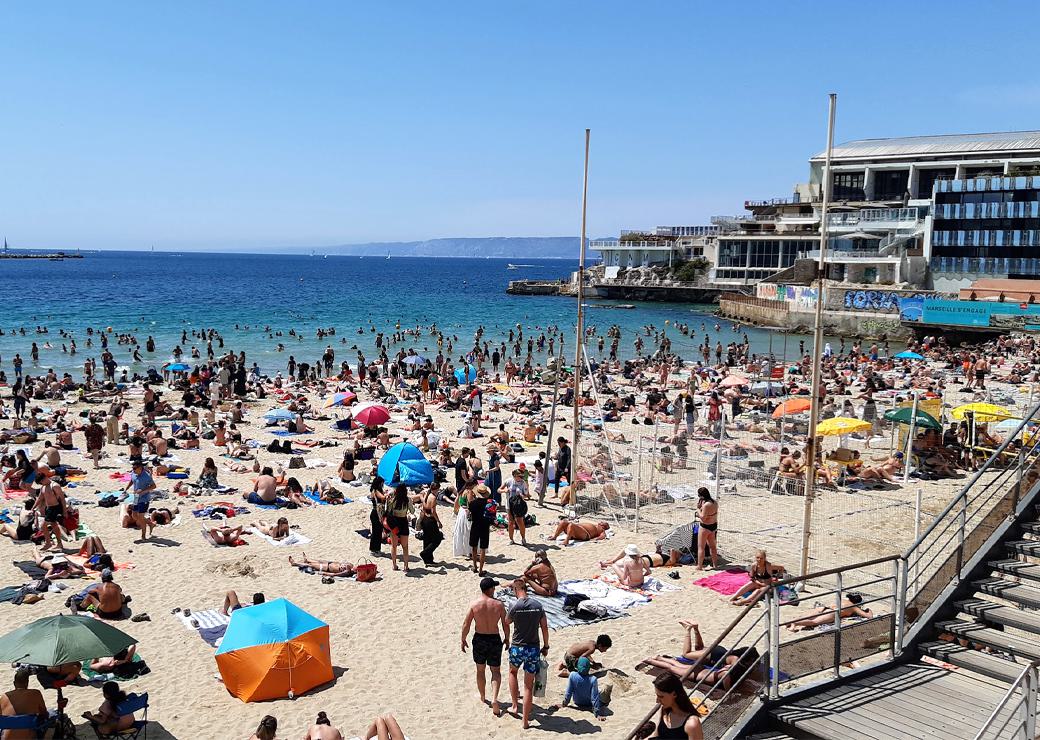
[502,468,529,545]
[468,484,494,576]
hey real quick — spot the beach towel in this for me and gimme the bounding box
[694,569,750,596]
[192,505,249,519]
[247,528,311,547]
[495,586,627,631]
[552,527,614,547]
[270,430,311,437]
[176,609,231,646]
[68,555,135,573]
[564,579,651,611]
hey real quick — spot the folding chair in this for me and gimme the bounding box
[0,712,47,738]
[90,692,148,740]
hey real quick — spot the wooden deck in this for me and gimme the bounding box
[769,662,1018,739]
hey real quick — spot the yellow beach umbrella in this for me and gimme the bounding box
[815,417,872,436]
[951,403,1013,423]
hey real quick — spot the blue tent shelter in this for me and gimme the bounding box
[167,363,191,372]
[263,408,297,422]
[454,365,477,384]
[377,442,434,486]
[894,351,924,360]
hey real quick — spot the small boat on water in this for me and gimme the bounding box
[386,252,391,260]
[583,303,635,310]
[507,263,537,270]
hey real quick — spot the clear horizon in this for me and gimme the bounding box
[4,2,1040,251]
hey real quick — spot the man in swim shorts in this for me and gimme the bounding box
[121,460,156,542]
[505,579,549,730]
[460,577,509,716]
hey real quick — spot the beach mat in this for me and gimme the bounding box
[177,609,231,646]
[495,587,627,631]
[693,568,750,596]
[247,528,311,547]
[82,654,149,682]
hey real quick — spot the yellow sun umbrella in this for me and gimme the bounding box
[951,403,1013,423]
[815,417,872,436]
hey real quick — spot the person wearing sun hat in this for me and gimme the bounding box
[609,544,650,589]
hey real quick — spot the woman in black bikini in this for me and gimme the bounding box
[649,673,703,739]
[730,550,783,606]
[696,488,718,570]
[288,553,355,577]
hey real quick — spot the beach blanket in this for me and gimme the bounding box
[552,527,614,547]
[564,579,651,611]
[247,528,311,547]
[192,505,249,519]
[694,569,750,596]
[270,430,312,437]
[177,609,231,647]
[495,585,627,631]
[68,555,135,573]
[596,572,679,597]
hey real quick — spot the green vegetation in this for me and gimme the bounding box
[672,257,709,282]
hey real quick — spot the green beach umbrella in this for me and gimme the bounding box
[883,407,941,430]
[0,614,136,666]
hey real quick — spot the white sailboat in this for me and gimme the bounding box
[386,251,391,260]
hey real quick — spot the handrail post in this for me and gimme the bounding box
[956,493,968,581]
[1024,664,1038,740]
[769,588,781,700]
[833,572,843,679]
[892,558,905,658]
[1013,444,1024,515]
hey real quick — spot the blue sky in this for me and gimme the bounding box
[3,2,1040,251]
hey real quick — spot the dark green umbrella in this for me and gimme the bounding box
[0,614,136,666]
[883,407,941,430]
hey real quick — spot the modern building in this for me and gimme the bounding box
[713,130,1040,288]
[591,225,717,269]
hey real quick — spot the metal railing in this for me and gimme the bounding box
[974,660,1039,740]
[623,399,1040,739]
[827,207,924,226]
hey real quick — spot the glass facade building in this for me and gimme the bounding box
[714,238,815,282]
[932,176,1040,276]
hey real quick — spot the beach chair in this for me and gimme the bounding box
[90,692,148,740]
[0,712,47,738]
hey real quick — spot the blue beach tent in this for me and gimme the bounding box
[377,442,434,486]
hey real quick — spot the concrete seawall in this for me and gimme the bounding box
[719,295,908,338]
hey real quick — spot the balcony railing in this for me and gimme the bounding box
[745,196,802,207]
[934,202,1040,220]
[936,175,1040,193]
[931,256,1040,276]
[827,207,924,227]
[590,240,679,250]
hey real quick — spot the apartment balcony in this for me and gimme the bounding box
[933,202,1040,220]
[590,240,679,251]
[826,207,925,232]
[807,249,900,263]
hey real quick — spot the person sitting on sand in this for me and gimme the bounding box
[80,569,129,619]
[222,591,265,615]
[304,711,343,740]
[786,594,873,632]
[89,645,137,673]
[244,467,279,505]
[557,635,612,677]
[289,554,355,577]
[0,668,49,740]
[548,518,610,546]
[208,523,244,546]
[0,497,38,541]
[730,550,783,606]
[599,546,685,572]
[606,544,651,588]
[280,477,315,507]
[252,517,290,540]
[519,550,558,597]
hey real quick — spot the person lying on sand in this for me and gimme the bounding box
[289,554,355,577]
[251,517,289,540]
[599,546,685,571]
[89,645,136,673]
[304,711,343,740]
[208,524,243,545]
[642,620,761,693]
[222,590,265,616]
[547,519,609,546]
[786,594,872,632]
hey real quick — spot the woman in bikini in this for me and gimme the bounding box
[696,488,718,570]
[252,517,290,540]
[730,550,783,606]
[288,553,355,577]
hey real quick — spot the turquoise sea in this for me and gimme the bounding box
[0,251,803,376]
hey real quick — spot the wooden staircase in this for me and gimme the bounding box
[744,508,1040,739]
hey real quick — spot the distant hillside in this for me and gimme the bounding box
[324,236,578,259]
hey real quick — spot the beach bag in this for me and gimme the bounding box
[483,499,497,524]
[62,508,80,534]
[288,456,305,469]
[533,659,548,698]
[577,602,609,620]
[508,495,528,519]
[355,558,378,583]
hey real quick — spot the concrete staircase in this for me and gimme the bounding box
[743,508,1040,739]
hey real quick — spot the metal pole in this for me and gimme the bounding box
[913,486,922,594]
[572,129,591,484]
[833,571,843,678]
[715,409,725,499]
[1024,665,1038,740]
[903,390,919,483]
[800,93,837,578]
[768,589,781,700]
[539,342,565,506]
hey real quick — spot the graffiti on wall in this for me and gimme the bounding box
[756,283,818,309]
[843,290,929,313]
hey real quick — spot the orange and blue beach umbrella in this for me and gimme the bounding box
[215,599,333,702]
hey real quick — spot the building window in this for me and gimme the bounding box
[917,168,956,198]
[833,172,865,201]
[874,170,908,201]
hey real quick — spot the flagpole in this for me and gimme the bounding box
[572,129,591,484]
[799,94,836,579]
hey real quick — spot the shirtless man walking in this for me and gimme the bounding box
[34,477,67,552]
[460,577,509,716]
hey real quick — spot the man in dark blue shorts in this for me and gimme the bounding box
[460,577,509,716]
[121,460,156,542]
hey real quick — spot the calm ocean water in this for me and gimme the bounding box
[0,251,800,375]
